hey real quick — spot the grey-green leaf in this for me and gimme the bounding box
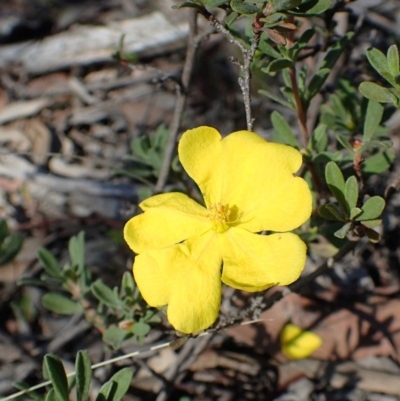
[42,293,83,315]
[102,326,128,350]
[76,350,92,401]
[387,45,400,76]
[132,322,151,338]
[0,233,23,266]
[310,124,328,153]
[306,68,330,102]
[200,0,227,7]
[356,196,385,221]
[259,89,295,109]
[359,82,399,105]
[107,368,134,401]
[96,381,114,401]
[363,100,384,142]
[362,149,395,174]
[334,222,352,239]
[69,231,85,272]
[121,271,135,296]
[318,204,346,221]
[230,0,259,15]
[271,111,299,148]
[344,176,358,211]
[270,0,302,12]
[367,47,390,78]
[37,248,62,279]
[350,207,362,220]
[362,219,381,228]
[44,355,70,401]
[325,161,347,211]
[264,58,293,73]
[288,0,332,15]
[91,280,122,309]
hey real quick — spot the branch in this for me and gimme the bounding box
[208,14,261,131]
[154,9,199,193]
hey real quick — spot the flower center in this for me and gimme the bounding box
[207,202,231,233]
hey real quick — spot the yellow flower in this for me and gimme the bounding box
[124,127,312,334]
[281,323,323,359]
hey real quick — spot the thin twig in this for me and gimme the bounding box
[208,14,261,131]
[154,9,198,193]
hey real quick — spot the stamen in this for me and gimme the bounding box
[207,203,231,233]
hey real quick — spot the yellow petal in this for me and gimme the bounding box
[281,323,323,359]
[221,228,306,291]
[178,126,221,207]
[179,128,311,232]
[124,192,210,254]
[133,232,222,334]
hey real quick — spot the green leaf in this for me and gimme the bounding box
[96,381,114,401]
[362,219,381,228]
[45,389,58,401]
[306,68,330,102]
[258,38,282,59]
[69,232,85,272]
[309,124,328,153]
[271,111,299,148]
[172,1,206,11]
[362,149,395,174]
[350,207,362,219]
[76,350,92,401]
[335,134,354,152]
[344,176,358,211]
[200,0,227,7]
[325,162,347,211]
[42,293,83,315]
[44,355,70,401]
[230,0,259,15]
[356,196,385,221]
[297,28,315,48]
[37,248,62,279]
[363,100,384,142]
[106,368,134,401]
[13,382,43,401]
[121,271,135,296]
[263,58,293,73]
[334,222,352,239]
[366,48,390,78]
[225,11,239,25]
[142,309,162,323]
[360,139,392,153]
[91,280,122,309]
[366,48,398,88]
[387,45,400,76]
[259,89,295,109]
[132,322,151,338]
[321,33,352,70]
[318,204,346,221]
[288,0,332,15]
[270,0,302,12]
[359,82,399,105]
[0,233,23,265]
[102,326,128,350]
